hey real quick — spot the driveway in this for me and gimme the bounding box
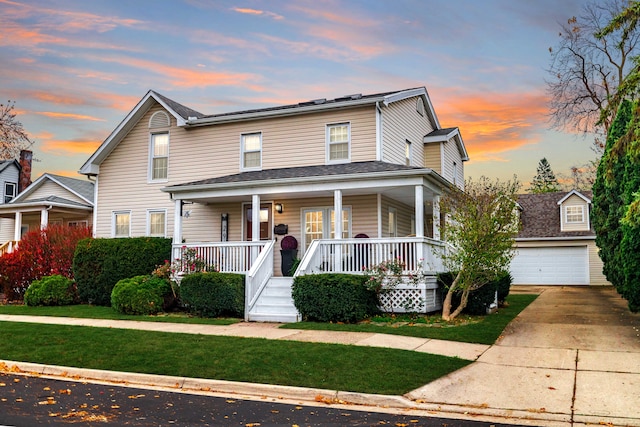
[407,286,640,426]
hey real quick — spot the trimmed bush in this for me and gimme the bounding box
[73,237,172,306]
[180,272,245,318]
[111,275,172,315]
[438,271,512,315]
[292,274,380,323]
[24,275,77,307]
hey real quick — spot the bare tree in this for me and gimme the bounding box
[0,100,33,160]
[546,0,640,153]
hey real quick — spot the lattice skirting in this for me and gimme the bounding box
[378,275,442,314]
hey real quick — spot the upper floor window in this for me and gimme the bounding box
[113,211,131,238]
[242,132,262,170]
[452,161,458,186]
[326,123,350,163]
[147,209,166,237]
[4,182,17,204]
[405,140,412,166]
[150,133,169,181]
[565,206,584,223]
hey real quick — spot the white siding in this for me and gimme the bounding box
[441,137,465,189]
[27,179,88,205]
[0,164,20,204]
[560,194,590,232]
[382,97,434,166]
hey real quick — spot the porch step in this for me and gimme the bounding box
[248,277,300,323]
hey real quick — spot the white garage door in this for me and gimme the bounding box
[510,246,589,285]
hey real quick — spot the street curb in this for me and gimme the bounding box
[0,359,574,426]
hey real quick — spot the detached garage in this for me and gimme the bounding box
[513,191,610,287]
[510,246,589,285]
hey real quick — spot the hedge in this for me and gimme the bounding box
[24,275,77,307]
[179,272,245,318]
[292,273,380,323]
[111,275,172,315]
[73,237,172,306]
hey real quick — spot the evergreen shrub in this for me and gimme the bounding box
[73,237,172,306]
[111,275,171,315]
[179,272,245,317]
[24,275,77,306]
[292,273,380,323]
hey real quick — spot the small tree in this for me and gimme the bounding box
[0,100,33,160]
[439,176,521,321]
[528,158,561,193]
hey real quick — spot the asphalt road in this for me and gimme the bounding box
[0,372,520,427]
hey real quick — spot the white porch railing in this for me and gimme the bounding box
[0,241,17,257]
[244,239,275,321]
[172,241,268,273]
[296,237,447,275]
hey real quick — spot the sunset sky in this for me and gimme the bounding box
[0,0,598,186]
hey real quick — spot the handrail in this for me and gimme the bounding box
[244,239,275,321]
[0,241,17,257]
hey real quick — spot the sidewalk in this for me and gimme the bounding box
[1,286,639,426]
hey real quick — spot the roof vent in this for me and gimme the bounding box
[348,93,362,100]
[312,98,326,105]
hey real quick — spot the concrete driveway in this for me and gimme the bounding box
[407,286,640,426]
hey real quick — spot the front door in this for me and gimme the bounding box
[244,203,272,241]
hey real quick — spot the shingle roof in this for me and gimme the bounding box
[425,127,457,138]
[516,191,594,239]
[14,195,92,208]
[152,91,204,119]
[0,159,19,174]
[170,161,424,188]
[47,174,95,203]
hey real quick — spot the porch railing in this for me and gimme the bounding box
[172,241,268,273]
[0,241,17,257]
[296,237,447,276]
[245,239,275,321]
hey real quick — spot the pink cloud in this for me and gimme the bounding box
[231,7,284,20]
[35,111,106,122]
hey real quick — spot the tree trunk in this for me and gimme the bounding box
[442,271,462,321]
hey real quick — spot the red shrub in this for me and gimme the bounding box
[0,224,91,301]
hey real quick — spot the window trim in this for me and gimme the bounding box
[112,210,132,238]
[565,205,585,223]
[68,220,88,228]
[405,140,412,166]
[147,209,167,237]
[4,182,17,204]
[241,132,263,171]
[149,132,169,182]
[301,206,352,253]
[326,122,351,164]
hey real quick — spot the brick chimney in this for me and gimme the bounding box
[18,150,32,193]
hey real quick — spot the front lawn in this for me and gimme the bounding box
[0,321,469,395]
[281,294,537,345]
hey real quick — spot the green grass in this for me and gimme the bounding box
[281,294,537,345]
[0,304,239,325]
[0,321,469,395]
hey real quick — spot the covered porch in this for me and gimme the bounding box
[163,161,452,322]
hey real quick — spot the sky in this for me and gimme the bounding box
[0,0,600,186]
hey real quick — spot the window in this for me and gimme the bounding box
[150,133,169,181]
[452,161,458,185]
[302,207,351,250]
[388,207,397,237]
[242,133,262,170]
[416,98,425,116]
[244,203,271,240]
[68,220,88,228]
[326,123,350,163]
[4,182,17,203]
[405,140,412,166]
[147,210,166,237]
[566,206,584,223]
[113,211,131,237]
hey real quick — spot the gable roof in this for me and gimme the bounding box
[0,159,20,174]
[80,87,445,176]
[424,127,469,162]
[12,173,94,205]
[516,190,594,240]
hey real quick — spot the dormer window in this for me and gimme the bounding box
[4,182,17,203]
[565,206,584,223]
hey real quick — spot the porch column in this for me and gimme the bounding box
[40,208,49,230]
[251,194,260,262]
[13,212,22,241]
[333,189,343,272]
[432,195,441,240]
[415,185,425,270]
[173,199,183,246]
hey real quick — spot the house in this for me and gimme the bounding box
[510,190,608,286]
[79,87,469,321]
[0,172,94,255]
[0,150,33,253]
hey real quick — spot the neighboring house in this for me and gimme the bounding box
[0,173,94,255]
[510,190,608,286]
[0,150,32,251]
[80,87,469,321]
